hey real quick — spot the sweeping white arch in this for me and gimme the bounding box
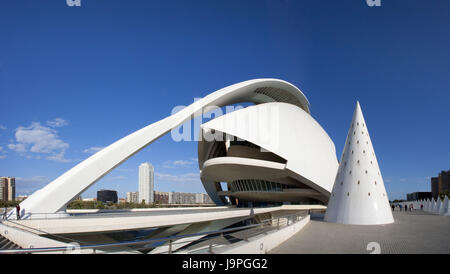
[18,79,310,216]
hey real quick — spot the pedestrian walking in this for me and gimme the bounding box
[15,204,20,220]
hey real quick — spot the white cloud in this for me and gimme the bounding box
[162,158,198,168]
[172,160,192,166]
[105,175,128,182]
[8,143,26,153]
[0,125,6,130]
[15,176,51,195]
[116,167,134,172]
[47,152,71,163]
[8,122,70,162]
[155,172,200,184]
[46,118,68,128]
[83,146,105,154]
[16,176,50,184]
[0,147,5,159]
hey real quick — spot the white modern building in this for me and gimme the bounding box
[139,163,154,204]
[14,79,390,226]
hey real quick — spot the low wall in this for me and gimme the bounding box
[0,222,84,253]
[215,214,310,254]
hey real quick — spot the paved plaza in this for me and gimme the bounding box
[271,210,450,254]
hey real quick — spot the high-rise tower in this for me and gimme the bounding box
[139,163,154,204]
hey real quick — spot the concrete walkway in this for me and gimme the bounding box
[270,210,450,254]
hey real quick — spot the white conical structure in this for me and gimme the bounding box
[440,196,449,216]
[426,199,431,212]
[434,198,441,214]
[431,199,436,213]
[325,102,394,225]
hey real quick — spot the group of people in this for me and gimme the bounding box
[391,203,413,212]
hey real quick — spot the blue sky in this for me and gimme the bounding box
[0,0,449,200]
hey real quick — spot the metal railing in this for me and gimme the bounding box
[2,206,262,220]
[0,211,307,254]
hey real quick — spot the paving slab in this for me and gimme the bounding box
[270,210,450,254]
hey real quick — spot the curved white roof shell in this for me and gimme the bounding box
[199,102,339,201]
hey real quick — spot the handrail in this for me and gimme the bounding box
[0,211,306,254]
[10,207,265,220]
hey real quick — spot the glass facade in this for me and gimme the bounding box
[229,140,259,149]
[230,179,295,193]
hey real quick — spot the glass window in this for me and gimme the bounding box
[278,183,282,191]
[257,180,262,191]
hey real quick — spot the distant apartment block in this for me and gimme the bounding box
[168,192,214,204]
[406,192,431,201]
[431,170,450,198]
[431,177,439,198]
[0,177,15,201]
[154,191,169,204]
[126,191,139,203]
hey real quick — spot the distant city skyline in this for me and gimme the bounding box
[1,1,449,200]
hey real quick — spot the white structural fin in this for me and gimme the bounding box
[324,101,394,225]
[434,198,441,214]
[440,196,449,216]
